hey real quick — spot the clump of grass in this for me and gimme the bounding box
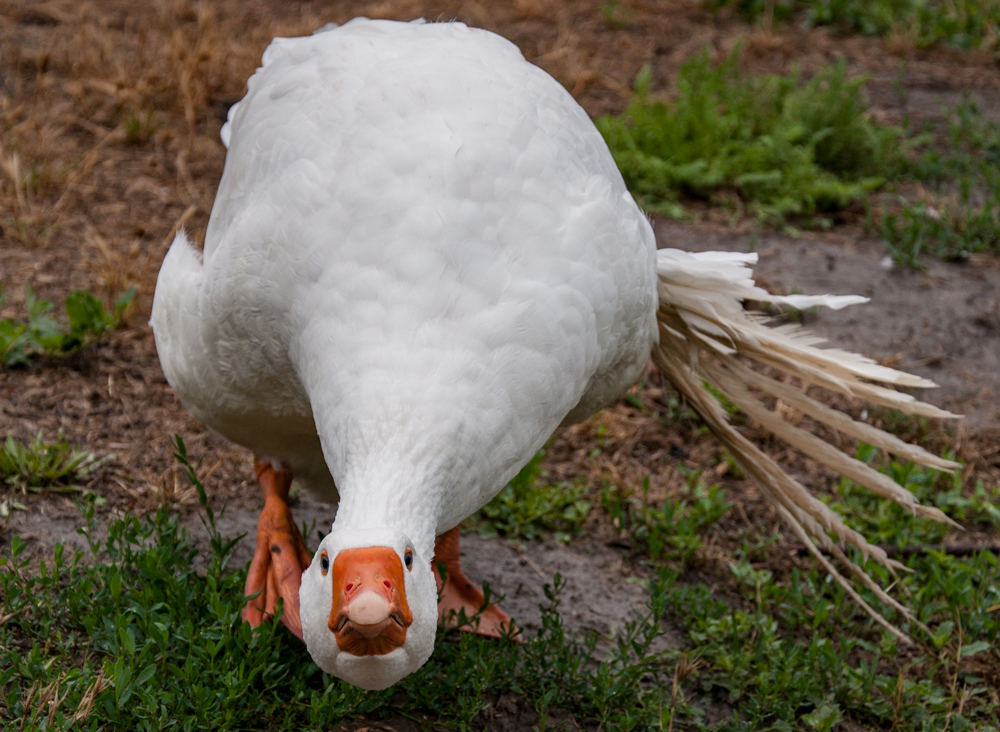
[0,496,677,731]
[707,0,1000,51]
[467,448,591,543]
[596,49,901,225]
[0,431,112,518]
[833,443,1000,544]
[601,472,731,562]
[0,283,136,367]
[875,194,1000,266]
[877,100,1000,266]
[663,544,1000,729]
[600,0,633,28]
[602,53,1000,266]
[0,431,111,494]
[122,108,161,146]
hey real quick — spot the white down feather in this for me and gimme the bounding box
[152,18,658,687]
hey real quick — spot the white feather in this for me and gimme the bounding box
[153,19,958,685]
[652,247,960,641]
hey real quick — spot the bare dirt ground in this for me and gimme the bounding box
[2,0,1000,695]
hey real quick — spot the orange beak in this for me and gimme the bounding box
[329,546,413,656]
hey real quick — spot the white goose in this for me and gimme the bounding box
[152,18,958,691]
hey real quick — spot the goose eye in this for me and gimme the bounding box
[320,552,330,575]
[404,549,413,570]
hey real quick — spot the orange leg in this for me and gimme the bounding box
[433,526,516,639]
[242,456,312,640]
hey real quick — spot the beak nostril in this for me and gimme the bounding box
[330,546,412,656]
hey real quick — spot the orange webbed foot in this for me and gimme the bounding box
[242,457,312,640]
[433,526,517,640]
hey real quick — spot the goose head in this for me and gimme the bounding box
[299,527,437,689]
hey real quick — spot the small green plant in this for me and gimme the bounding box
[878,100,1000,265]
[706,0,1000,51]
[601,473,731,562]
[596,50,901,225]
[0,431,112,517]
[833,444,1000,544]
[877,193,1000,266]
[0,282,136,366]
[1,431,112,493]
[600,0,633,28]
[0,494,680,731]
[123,108,161,145]
[468,449,591,542]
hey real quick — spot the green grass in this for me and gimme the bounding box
[600,0,633,28]
[0,283,136,367]
[0,431,110,493]
[1,444,998,730]
[707,0,1000,51]
[601,472,732,563]
[596,49,901,226]
[877,100,1000,266]
[664,546,1000,730]
[832,443,1000,544]
[467,448,591,543]
[0,431,113,517]
[0,499,677,731]
[600,450,1000,730]
[598,51,1000,265]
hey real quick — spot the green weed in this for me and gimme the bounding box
[0,497,678,731]
[707,0,1000,51]
[0,283,136,367]
[123,108,161,146]
[600,0,633,28]
[879,100,1000,265]
[663,545,1000,729]
[1,444,997,729]
[652,450,1000,729]
[601,51,1000,266]
[1,431,111,494]
[601,473,732,562]
[833,443,1000,544]
[596,50,900,225]
[0,430,113,518]
[467,448,591,543]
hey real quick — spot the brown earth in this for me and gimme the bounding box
[1,0,1000,724]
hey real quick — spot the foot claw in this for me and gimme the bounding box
[433,527,518,640]
[243,458,310,640]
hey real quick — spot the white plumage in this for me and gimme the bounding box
[152,18,956,690]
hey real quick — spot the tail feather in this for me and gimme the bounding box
[704,359,960,527]
[652,248,962,641]
[711,357,958,471]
